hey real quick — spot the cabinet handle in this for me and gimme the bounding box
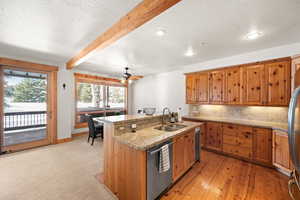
[288,179,298,200]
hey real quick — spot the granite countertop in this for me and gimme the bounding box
[95,114,162,124]
[183,115,288,133]
[113,121,203,151]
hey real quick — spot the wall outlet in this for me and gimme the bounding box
[131,124,137,129]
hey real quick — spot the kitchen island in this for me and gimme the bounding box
[95,114,203,200]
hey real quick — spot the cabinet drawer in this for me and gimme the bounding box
[236,146,252,159]
[237,132,253,148]
[223,144,237,155]
[223,144,252,159]
[238,125,252,133]
[223,124,238,136]
[223,134,237,146]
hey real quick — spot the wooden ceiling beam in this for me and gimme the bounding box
[66,0,182,69]
[129,75,144,80]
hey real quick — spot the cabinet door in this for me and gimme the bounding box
[184,131,195,169]
[265,61,291,106]
[172,135,186,181]
[206,122,222,151]
[200,124,206,147]
[237,126,253,149]
[186,74,196,104]
[224,67,242,104]
[209,71,225,103]
[253,128,272,165]
[195,72,209,103]
[242,64,266,105]
[273,130,293,172]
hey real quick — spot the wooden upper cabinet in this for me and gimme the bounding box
[186,74,196,104]
[242,64,266,105]
[209,70,225,103]
[265,61,291,106]
[195,72,209,103]
[224,67,242,104]
[185,57,291,106]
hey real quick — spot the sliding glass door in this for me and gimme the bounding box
[0,66,55,152]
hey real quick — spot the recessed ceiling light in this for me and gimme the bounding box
[156,29,166,36]
[184,47,196,57]
[245,31,263,40]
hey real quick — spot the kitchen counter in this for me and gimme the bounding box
[183,115,288,133]
[95,114,162,124]
[101,115,203,200]
[114,121,203,150]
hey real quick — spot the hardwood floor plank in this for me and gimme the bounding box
[162,151,290,200]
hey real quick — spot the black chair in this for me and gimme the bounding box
[86,114,103,145]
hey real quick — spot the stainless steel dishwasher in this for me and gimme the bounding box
[147,140,173,200]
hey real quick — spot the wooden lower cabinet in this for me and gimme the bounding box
[173,130,195,181]
[222,124,253,159]
[206,122,222,151]
[200,124,206,147]
[253,128,273,166]
[184,119,291,174]
[273,130,293,173]
[202,122,273,166]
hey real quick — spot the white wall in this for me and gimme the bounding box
[131,42,300,115]
[56,67,122,139]
[57,68,75,139]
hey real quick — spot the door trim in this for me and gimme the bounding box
[0,58,58,152]
[0,67,3,153]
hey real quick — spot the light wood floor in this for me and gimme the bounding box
[162,151,290,200]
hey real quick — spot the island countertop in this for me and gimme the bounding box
[95,114,162,124]
[113,121,203,151]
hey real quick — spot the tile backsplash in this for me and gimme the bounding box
[189,105,288,123]
[114,115,162,136]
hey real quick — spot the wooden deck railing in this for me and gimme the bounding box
[4,111,47,131]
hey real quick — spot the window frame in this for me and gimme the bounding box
[74,73,128,129]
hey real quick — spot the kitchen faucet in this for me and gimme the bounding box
[162,107,171,127]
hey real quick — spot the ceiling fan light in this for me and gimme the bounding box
[121,78,126,84]
[128,79,133,84]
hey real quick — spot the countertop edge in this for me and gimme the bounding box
[182,116,288,133]
[113,122,204,151]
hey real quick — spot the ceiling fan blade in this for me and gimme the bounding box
[128,75,144,80]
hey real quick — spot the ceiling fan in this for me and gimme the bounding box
[121,67,143,83]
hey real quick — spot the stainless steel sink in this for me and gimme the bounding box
[154,124,187,132]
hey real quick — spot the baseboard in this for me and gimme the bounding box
[72,131,88,138]
[56,137,72,144]
[55,131,88,144]
[275,166,292,177]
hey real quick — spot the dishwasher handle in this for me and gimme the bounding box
[149,142,173,155]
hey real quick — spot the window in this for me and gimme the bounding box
[74,73,127,127]
[107,86,126,109]
[77,83,104,111]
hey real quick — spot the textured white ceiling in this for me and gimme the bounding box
[0,0,141,66]
[1,0,300,77]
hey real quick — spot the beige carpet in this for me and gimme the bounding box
[0,136,116,200]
